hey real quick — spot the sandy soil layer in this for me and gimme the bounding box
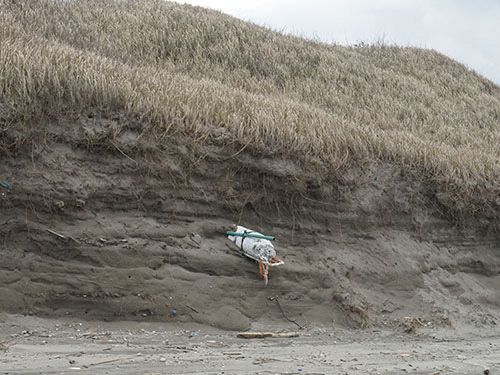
[1,314,499,375]
[1,122,500,332]
[2,205,499,330]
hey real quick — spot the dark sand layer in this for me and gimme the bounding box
[1,121,499,333]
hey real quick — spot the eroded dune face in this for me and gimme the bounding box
[1,136,499,331]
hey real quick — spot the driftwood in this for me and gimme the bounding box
[236,332,299,339]
[90,356,139,366]
[47,229,67,240]
[46,228,79,243]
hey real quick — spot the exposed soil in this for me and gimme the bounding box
[1,116,500,336]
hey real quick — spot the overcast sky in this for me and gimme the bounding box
[173,0,500,84]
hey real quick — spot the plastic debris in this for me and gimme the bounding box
[1,183,10,189]
[227,225,284,285]
[226,230,275,241]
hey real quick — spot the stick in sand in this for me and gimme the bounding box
[90,356,139,367]
[237,332,299,339]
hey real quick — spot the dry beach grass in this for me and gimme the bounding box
[1,0,500,219]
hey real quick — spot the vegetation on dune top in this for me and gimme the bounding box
[1,0,500,219]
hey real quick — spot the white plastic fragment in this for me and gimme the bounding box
[227,225,276,263]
